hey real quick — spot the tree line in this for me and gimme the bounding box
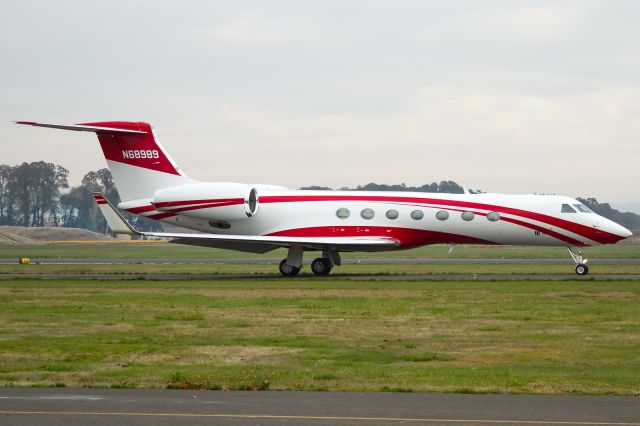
[300,181,477,193]
[0,162,161,233]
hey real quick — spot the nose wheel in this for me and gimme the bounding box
[568,248,589,276]
[575,264,589,276]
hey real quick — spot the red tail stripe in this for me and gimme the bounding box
[85,121,181,176]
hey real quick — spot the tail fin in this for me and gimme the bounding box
[16,121,192,201]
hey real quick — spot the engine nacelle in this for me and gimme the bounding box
[153,182,258,222]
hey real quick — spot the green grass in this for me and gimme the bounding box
[0,278,639,394]
[1,241,638,260]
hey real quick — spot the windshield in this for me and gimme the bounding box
[561,204,577,213]
[573,204,593,213]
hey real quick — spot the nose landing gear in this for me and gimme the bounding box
[568,247,589,276]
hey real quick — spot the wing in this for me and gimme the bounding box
[93,193,398,253]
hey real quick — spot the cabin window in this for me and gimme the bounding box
[410,210,424,220]
[386,209,399,219]
[486,211,500,222]
[461,211,475,221]
[573,204,592,213]
[436,210,449,221]
[336,208,350,219]
[561,204,577,213]
[361,208,375,219]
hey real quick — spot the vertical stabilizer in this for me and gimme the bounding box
[16,120,193,201]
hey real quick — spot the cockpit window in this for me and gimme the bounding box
[561,204,577,213]
[573,204,592,213]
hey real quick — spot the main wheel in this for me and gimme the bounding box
[279,259,300,277]
[311,258,332,276]
[575,264,589,276]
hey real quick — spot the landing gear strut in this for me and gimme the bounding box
[568,247,589,276]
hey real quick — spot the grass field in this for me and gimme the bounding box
[1,278,639,394]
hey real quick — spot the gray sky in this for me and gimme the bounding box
[1,0,638,204]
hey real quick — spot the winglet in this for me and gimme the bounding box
[93,193,139,235]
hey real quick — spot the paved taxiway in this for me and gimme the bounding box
[1,388,639,426]
[0,272,638,281]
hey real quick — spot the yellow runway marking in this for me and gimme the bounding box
[0,411,639,425]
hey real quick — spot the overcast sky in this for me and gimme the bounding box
[1,1,638,206]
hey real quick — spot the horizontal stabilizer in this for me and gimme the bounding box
[15,121,146,134]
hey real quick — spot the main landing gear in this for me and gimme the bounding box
[279,259,301,277]
[278,247,341,277]
[310,258,332,276]
[568,247,589,276]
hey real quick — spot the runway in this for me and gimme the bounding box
[0,272,638,281]
[1,388,639,426]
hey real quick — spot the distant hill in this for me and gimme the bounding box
[0,226,114,242]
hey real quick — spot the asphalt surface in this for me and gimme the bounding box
[1,258,639,265]
[0,272,638,281]
[0,388,639,426]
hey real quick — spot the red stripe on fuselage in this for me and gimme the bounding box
[153,198,243,209]
[126,205,156,214]
[267,226,497,247]
[499,216,586,246]
[259,195,619,244]
[157,200,242,214]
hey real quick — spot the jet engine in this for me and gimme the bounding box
[153,182,258,222]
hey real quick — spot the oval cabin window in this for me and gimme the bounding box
[461,211,475,221]
[436,210,449,221]
[336,208,350,219]
[361,208,375,219]
[486,211,500,222]
[386,209,399,219]
[411,210,424,220]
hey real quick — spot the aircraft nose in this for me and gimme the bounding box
[598,216,633,242]
[608,220,633,239]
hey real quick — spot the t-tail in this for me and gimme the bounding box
[15,121,192,201]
